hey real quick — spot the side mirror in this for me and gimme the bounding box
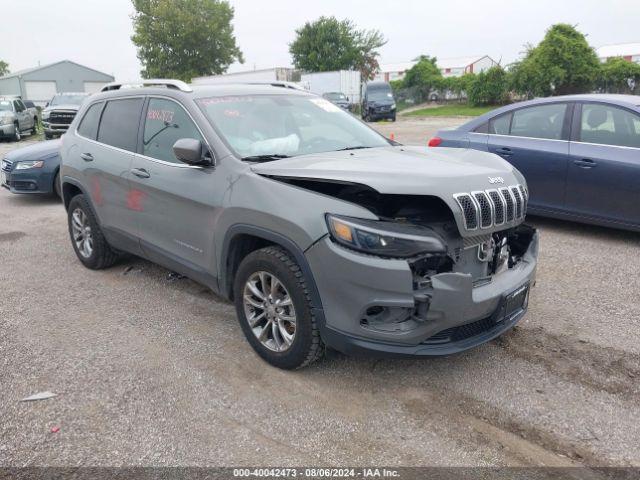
[172,138,211,166]
[45,102,49,107]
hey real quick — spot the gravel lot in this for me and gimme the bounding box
[1,118,640,468]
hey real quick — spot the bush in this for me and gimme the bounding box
[468,67,508,106]
[597,57,640,94]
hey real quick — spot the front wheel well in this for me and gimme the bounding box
[62,182,82,210]
[225,234,275,300]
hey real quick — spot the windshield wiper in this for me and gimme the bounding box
[335,146,371,151]
[241,154,291,162]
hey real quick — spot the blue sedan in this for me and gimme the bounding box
[431,94,640,232]
[1,139,62,197]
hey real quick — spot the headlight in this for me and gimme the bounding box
[391,103,396,109]
[325,214,446,258]
[15,160,44,170]
[0,117,13,125]
[42,111,51,120]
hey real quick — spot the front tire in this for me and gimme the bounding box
[67,194,118,269]
[53,172,61,199]
[233,246,324,369]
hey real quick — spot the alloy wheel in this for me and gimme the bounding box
[243,271,297,352]
[71,208,93,258]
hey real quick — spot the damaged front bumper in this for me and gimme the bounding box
[305,227,539,357]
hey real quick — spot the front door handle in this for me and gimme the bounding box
[130,168,150,179]
[80,153,93,162]
[496,147,513,157]
[573,158,597,169]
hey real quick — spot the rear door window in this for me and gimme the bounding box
[580,103,640,148]
[97,98,144,151]
[77,102,104,140]
[510,103,567,140]
[143,98,204,163]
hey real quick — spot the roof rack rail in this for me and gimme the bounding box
[100,79,193,93]
[247,81,306,91]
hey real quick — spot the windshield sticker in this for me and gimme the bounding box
[309,98,341,113]
[223,109,241,117]
[147,109,175,123]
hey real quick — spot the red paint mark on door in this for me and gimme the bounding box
[127,189,146,211]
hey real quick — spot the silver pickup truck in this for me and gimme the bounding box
[0,97,38,141]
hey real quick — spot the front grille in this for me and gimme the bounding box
[454,194,478,230]
[500,188,515,222]
[454,184,527,232]
[487,190,505,225]
[473,192,493,228]
[49,111,76,125]
[423,316,496,344]
[511,186,523,219]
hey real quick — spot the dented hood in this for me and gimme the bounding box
[250,146,521,194]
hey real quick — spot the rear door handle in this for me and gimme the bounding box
[573,158,597,168]
[130,168,150,179]
[496,147,513,157]
[80,153,93,162]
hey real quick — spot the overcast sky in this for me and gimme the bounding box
[2,0,638,80]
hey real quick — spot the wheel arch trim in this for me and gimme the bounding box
[219,224,325,317]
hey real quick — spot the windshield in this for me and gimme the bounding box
[325,92,347,101]
[197,94,390,159]
[368,87,393,102]
[50,94,87,106]
[0,101,12,112]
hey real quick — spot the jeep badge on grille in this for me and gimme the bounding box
[488,176,504,184]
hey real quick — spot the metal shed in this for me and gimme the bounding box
[0,60,115,106]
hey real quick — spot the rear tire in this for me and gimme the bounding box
[233,246,324,369]
[31,119,38,135]
[13,124,20,142]
[67,194,118,270]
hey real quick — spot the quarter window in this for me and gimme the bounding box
[97,98,144,152]
[510,103,567,140]
[489,114,511,135]
[77,102,103,140]
[580,103,640,148]
[143,98,204,163]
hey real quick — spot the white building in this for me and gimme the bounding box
[596,43,640,64]
[375,55,498,82]
[192,67,299,85]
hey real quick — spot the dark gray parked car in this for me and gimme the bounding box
[60,80,538,369]
[431,94,640,232]
[1,139,62,197]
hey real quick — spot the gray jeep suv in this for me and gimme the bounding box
[60,80,538,369]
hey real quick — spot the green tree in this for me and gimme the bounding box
[511,24,600,97]
[401,56,443,101]
[131,0,243,82]
[468,66,508,106]
[0,60,9,77]
[289,16,386,80]
[597,57,640,94]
